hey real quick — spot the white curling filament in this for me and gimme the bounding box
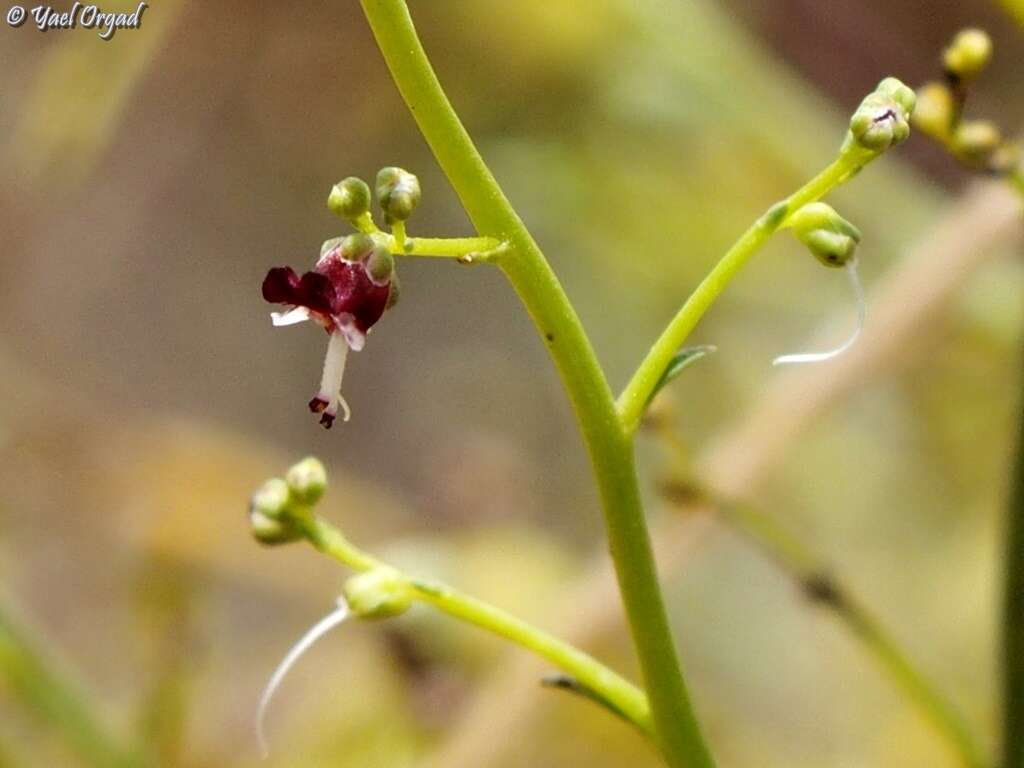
[772,258,865,367]
[256,599,350,759]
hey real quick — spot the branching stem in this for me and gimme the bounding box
[296,513,653,733]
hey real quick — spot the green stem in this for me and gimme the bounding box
[298,514,652,733]
[400,235,504,259]
[617,148,875,433]
[357,2,713,764]
[0,606,139,768]
[1003,344,1024,768]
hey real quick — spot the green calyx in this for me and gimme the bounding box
[365,245,395,284]
[343,567,413,619]
[328,177,372,220]
[375,167,421,223]
[788,202,861,268]
[339,233,375,262]
[848,78,915,152]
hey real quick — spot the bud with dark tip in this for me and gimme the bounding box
[789,202,861,268]
[328,177,372,221]
[343,568,413,619]
[848,78,914,152]
[943,28,992,80]
[285,457,328,506]
[876,77,917,116]
[375,167,421,223]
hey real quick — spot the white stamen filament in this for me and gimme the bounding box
[256,600,350,759]
[772,259,865,367]
[271,307,311,327]
[319,331,352,422]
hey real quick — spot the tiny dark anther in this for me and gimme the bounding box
[319,412,335,429]
[309,397,328,414]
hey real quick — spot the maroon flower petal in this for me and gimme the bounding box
[262,267,301,304]
[295,271,334,316]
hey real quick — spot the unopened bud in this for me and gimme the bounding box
[251,478,292,520]
[364,245,394,285]
[250,509,302,545]
[342,568,413,619]
[849,83,912,151]
[339,233,375,262]
[953,120,1002,165]
[328,177,372,220]
[375,167,421,223]
[912,82,955,139]
[943,28,992,80]
[789,202,861,268]
[876,77,917,116]
[285,457,328,506]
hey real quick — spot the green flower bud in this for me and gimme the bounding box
[952,120,1002,165]
[876,77,917,116]
[251,477,292,520]
[338,233,375,262]
[343,568,413,619]
[789,202,861,268]
[375,167,421,223]
[364,245,394,284]
[249,509,302,546]
[849,87,912,151]
[327,177,372,220]
[943,28,992,80]
[912,82,954,139]
[285,457,328,506]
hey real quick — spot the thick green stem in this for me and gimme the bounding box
[617,149,875,432]
[298,515,652,733]
[1003,347,1024,768]
[357,1,713,764]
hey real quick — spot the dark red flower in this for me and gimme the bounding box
[263,241,396,428]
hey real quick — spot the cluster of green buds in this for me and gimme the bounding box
[913,29,1019,174]
[253,457,416,756]
[846,77,916,152]
[787,202,861,268]
[248,457,327,545]
[247,457,414,619]
[328,167,422,230]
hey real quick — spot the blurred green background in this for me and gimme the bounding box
[2,1,1024,766]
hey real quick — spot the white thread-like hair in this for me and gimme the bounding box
[773,258,865,367]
